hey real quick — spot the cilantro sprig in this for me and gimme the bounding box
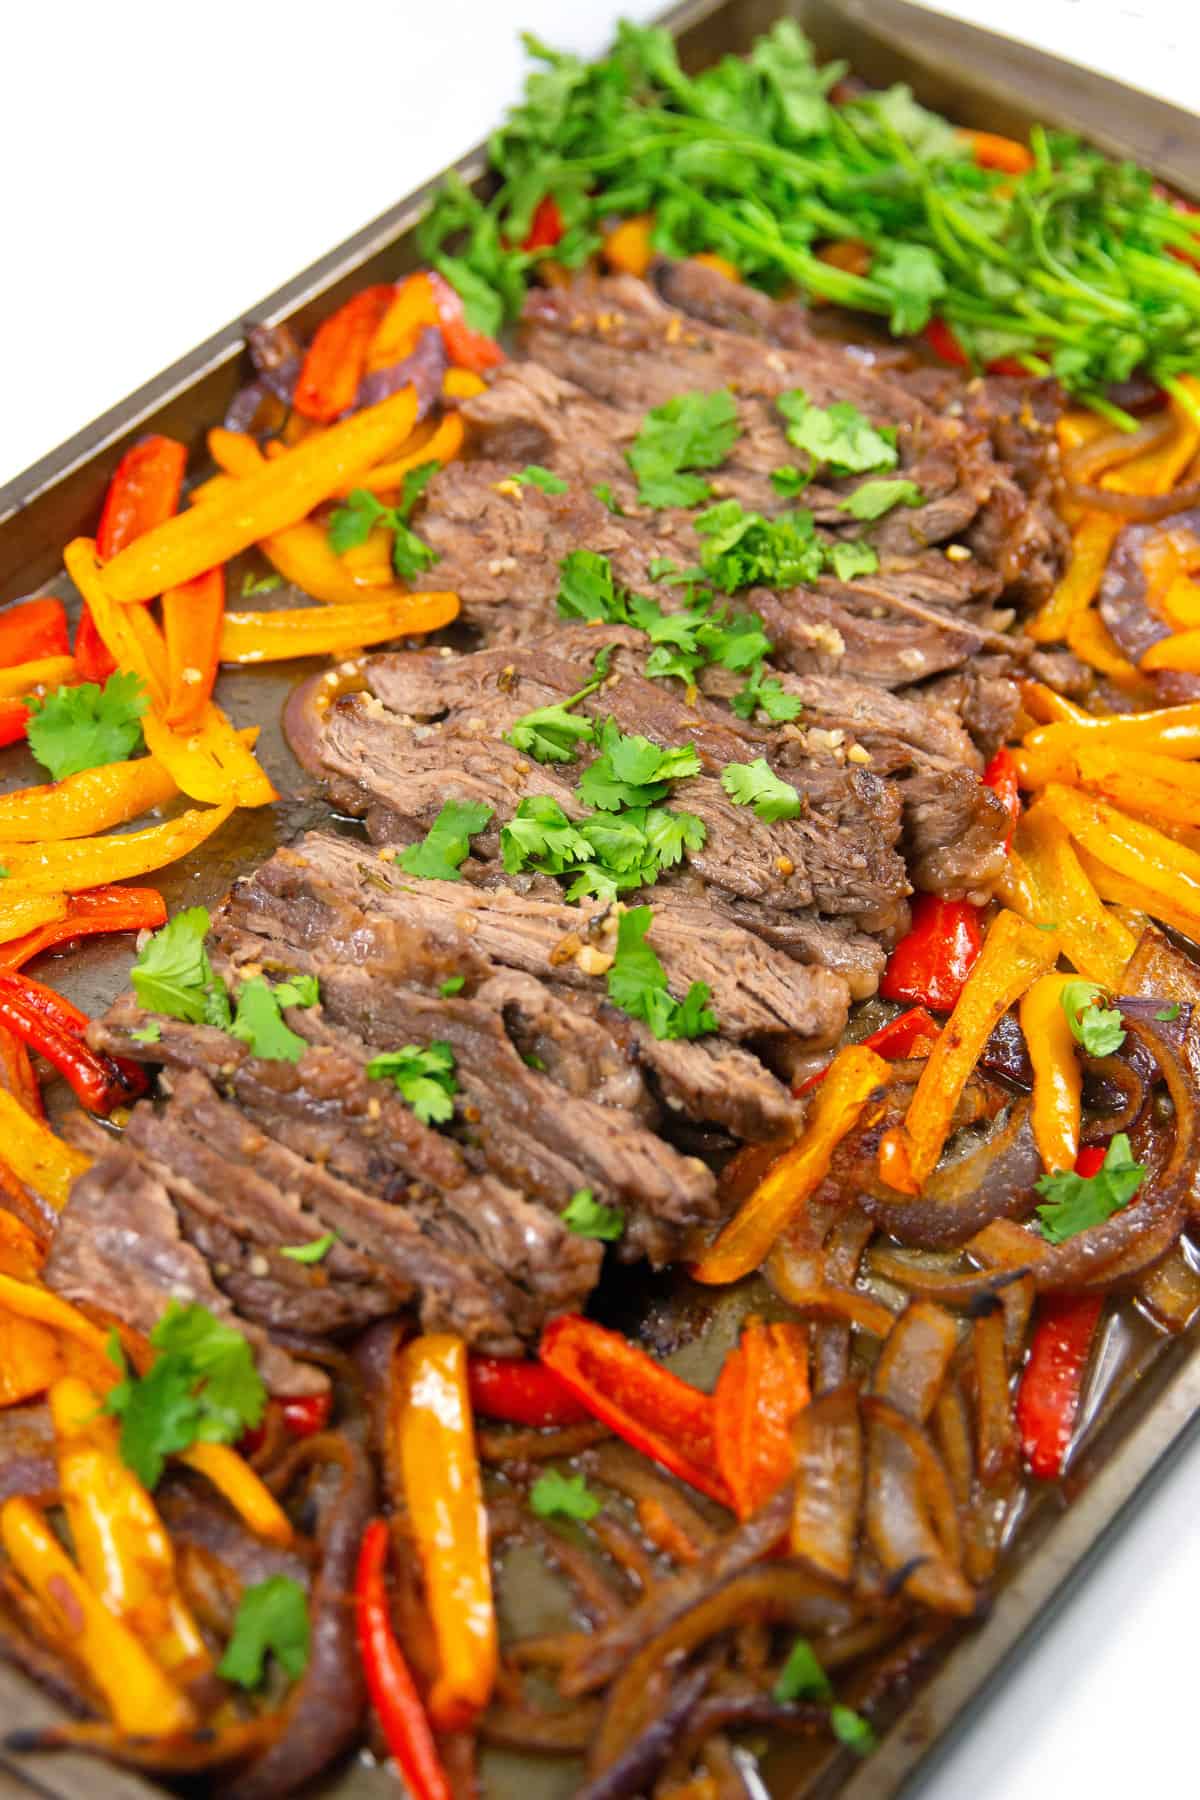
[773,1637,876,1758]
[218,1577,310,1689]
[366,1042,458,1125]
[130,910,319,1058]
[530,1468,601,1522]
[606,905,717,1041]
[562,1187,625,1241]
[1060,980,1126,1057]
[626,389,740,508]
[511,464,568,494]
[777,389,898,478]
[25,672,148,781]
[328,463,440,580]
[695,498,880,592]
[397,799,494,880]
[839,477,922,520]
[721,757,802,822]
[1034,1132,1145,1243]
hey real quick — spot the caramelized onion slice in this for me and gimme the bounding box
[789,1384,862,1585]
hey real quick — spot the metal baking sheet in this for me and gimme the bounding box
[2,2,1199,1794]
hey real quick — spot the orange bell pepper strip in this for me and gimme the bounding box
[0,1496,196,1736]
[50,1377,209,1677]
[293,284,394,422]
[713,1319,810,1520]
[690,250,742,282]
[162,566,225,730]
[0,888,166,969]
[73,603,117,684]
[98,386,421,604]
[139,704,274,809]
[427,271,504,374]
[219,591,459,662]
[1012,807,1135,987]
[0,894,70,950]
[0,1309,64,1408]
[604,214,655,277]
[1141,628,1200,673]
[0,599,69,668]
[96,435,188,562]
[390,1333,496,1731]
[443,367,487,402]
[0,1272,111,1359]
[0,1212,43,1280]
[0,1091,90,1210]
[1019,973,1083,1174]
[176,1443,294,1547]
[0,756,178,841]
[0,654,77,703]
[1016,699,1200,787]
[1160,575,1200,631]
[347,410,465,498]
[878,911,1060,1196]
[64,537,170,706]
[1040,782,1200,933]
[1075,843,1200,948]
[0,794,236,895]
[958,128,1034,173]
[1070,742,1200,831]
[1065,607,1149,695]
[692,1045,891,1286]
[367,274,443,371]
[0,1020,46,1119]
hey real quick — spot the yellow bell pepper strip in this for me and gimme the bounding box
[0,1271,111,1358]
[1019,681,1089,726]
[0,795,236,894]
[0,1091,91,1211]
[162,566,225,731]
[140,706,276,809]
[604,214,655,276]
[443,367,487,401]
[177,1443,294,1547]
[390,1333,496,1731]
[1016,699,1200,788]
[1141,628,1200,673]
[0,1212,45,1280]
[50,1377,209,1677]
[1016,808,1136,987]
[1160,575,1200,630]
[0,893,69,945]
[1057,411,1109,457]
[366,276,439,371]
[878,911,1060,1196]
[1019,974,1083,1174]
[1065,607,1150,695]
[1070,742,1200,830]
[64,537,170,705]
[1027,515,1119,645]
[1041,781,1200,927]
[219,591,459,663]
[348,409,466,498]
[0,1309,64,1408]
[1075,843,1200,942]
[691,1045,892,1285]
[0,1496,196,1735]
[0,887,167,970]
[99,385,421,605]
[0,654,78,704]
[0,755,177,842]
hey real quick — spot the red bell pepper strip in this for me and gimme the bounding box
[522,196,565,252]
[982,747,1021,847]
[0,1028,44,1120]
[879,894,985,1013]
[280,1391,332,1438]
[0,701,31,749]
[539,1316,732,1507]
[355,1519,454,1800]
[161,567,225,729]
[0,972,147,1115]
[428,271,504,374]
[0,887,167,972]
[96,436,188,561]
[796,1004,941,1094]
[1073,1143,1108,1179]
[467,1354,590,1427]
[1016,1294,1104,1479]
[0,600,69,670]
[713,1319,809,1520]
[293,284,395,424]
[73,604,118,684]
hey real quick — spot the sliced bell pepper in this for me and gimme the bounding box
[0,599,69,669]
[0,756,177,842]
[1065,608,1149,695]
[0,1271,109,1357]
[878,910,1060,1195]
[293,284,395,423]
[1040,782,1200,938]
[0,1088,91,1209]
[879,894,984,1013]
[0,794,236,894]
[466,1354,590,1428]
[1141,627,1200,673]
[1072,742,1200,830]
[356,1519,454,1800]
[690,250,741,281]
[140,703,274,809]
[281,1390,332,1437]
[428,271,504,374]
[924,317,969,367]
[522,195,565,251]
[0,1308,63,1408]
[539,1314,731,1507]
[0,1495,195,1736]
[73,604,117,684]
[96,436,188,561]
[0,1212,44,1280]
[0,654,77,703]
[692,1045,891,1286]
[0,1017,46,1117]
[390,1333,496,1730]
[349,409,465,498]
[0,699,32,748]
[1160,575,1200,631]
[1019,973,1082,1174]
[713,1318,809,1520]
[1013,806,1135,988]
[604,214,655,277]
[0,895,69,954]
[0,887,166,970]
[1018,699,1200,788]
[982,747,1021,845]
[64,537,170,706]
[443,367,487,402]
[176,1443,294,1547]
[958,128,1034,173]
[0,972,147,1115]
[367,273,443,371]
[162,566,225,730]
[1016,1291,1104,1479]
[795,1005,939,1094]
[219,591,459,662]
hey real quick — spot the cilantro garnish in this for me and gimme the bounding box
[777,389,899,477]
[229,975,317,1064]
[831,1705,877,1758]
[129,1023,162,1045]
[592,483,625,514]
[366,1042,458,1125]
[218,1577,310,1689]
[280,1233,337,1264]
[626,389,740,508]
[577,718,701,810]
[241,570,283,597]
[731,663,803,721]
[774,1637,832,1702]
[562,1187,625,1241]
[557,549,628,622]
[695,498,825,592]
[1060,980,1126,1057]
[529,1468,601,1523]
[439,975,466,997]
[130,906,230,1027]
[104,1302,266,1489]
[838,477,922,520]
[1034,1132,1145,1243]
[327,467,440,581]
[512,464,568,494]
[721,757,802,822]
[606,906,717,1041]
[770,465,810,498]
[25,672,148,781]
[1156,1002,1182,1022]
[396,799,494,880]
[505,673,604,764]
[501,796,594,878]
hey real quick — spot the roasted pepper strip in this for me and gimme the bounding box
[1141,628,1200,672]
[1065,608,1149,694]
[0,1272,109,1356]
[0,699,32,749]
[879,894,983,1013]
[1159,574,1200,631]
[539,1315,730,1506]
[0,1496,196,1735]
[0,1090,91,1210]
[50,1376,208,1676]
[1019,974,1083,1174]
[219,591,459,661]
[96,436,188,561]
[1040,783,1200,935]
[139,706,275,809]
[1069,742,1200,831]
[356,1519,454,1800]
[0,795,236,894]
[1016,699,1200,787]
[176,1443,294,1547]
[981,747,1021,844]
[0,654,77,703]
[0,600,69,668]
[795,1005,939,1094]
[0,1019,45,1117]
[1016,1291,1104,1479]
[427,272,504,374]
[294,284,394,423]
[878,911,1060,1195]
[1015,807,1135,987]
[390,1333,496,1730]
[162,567,225,730]
[693,1046,892,1284]
[73,604,117,684]
[1075,843,1200,942]
[0,756,177,842]
[367,275,441,370]
[349,410,466,498]
[0,1309,64,1408]
[0,972,147,1115]
[0,895,69,951]
[64,537,170,706]
[98,387,420,604]
[0,887,166,969]
[466,1356,590,1427]
[522,195,565,251]
[604,214,655,276]
[959,128,1034,173]
[713,1319,810,1520]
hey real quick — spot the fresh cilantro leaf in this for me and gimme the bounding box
[230,976,312,1063]
[1156,1003,1182,1021]
[576,718,701,811]
[673,980,718,1040]
[439,975,466,997]
[280,1233,336,1264]
[523,1051,547,1070]
[501,795,594,876]
[721,757,802,822]
[397,461,440,521]
[397,799,494,880]
[241,571,282,596]
[592,483,625,515]
[695,499,825,592]
[104,1302,266,1489]
[827,539,880,580]
[505,693,599,764]
[774,1638,833,1703]
[327,487,388,554]
[130,906,228,1025]
[25,672,148,781]
[512,464,568,494]
[389,521,440,581]
[1034,1132,1145,1243]
[732,663,803,721]
[626,390,740,508]
[366,1042,458,1125]
[776,390,898,478]
[831,1705,877,1758]
[592,642,616,678]
[529,1468,601,1523]
[1060,979,1126,1056]
[218,1577,310,1689]
[562,1187,625,1241]
[871,241,947,336]
[642,805,706,868]
[770,464,811,497]
[838,478,922,521]
[129,1022,162,1045]
[698,608,773,672]
[328,484,439,581]
[273,974,320,1009]
[606,906,717,1041]
[557,549,629,622]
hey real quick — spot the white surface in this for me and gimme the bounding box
[3,3,1200,1795]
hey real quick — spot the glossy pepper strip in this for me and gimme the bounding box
[96,435,188,562]
[0,1306,63,1408]
[73,604,116,684]
[0,756,178,842]
[348,410,466,498]
[0,887,166,970]
[0,896,69,955]
[161,567,225,730]
[982,747,1021,846]
[0,794,236,894]
[795,1006,939,1094]
[878,910,1060,1195]
[176,1443,294,1547]
[879,893,984,1013]
[959,128,1034,173]
[693,1045,892,1286]
[539,1315,731,1507]
[0,654,77,704]
[0,700,32,749]
[1065,608,1148,695]
[0,1272,109,1357]
[50,1376,208,1677]
[356,1519,454,1800]
[0,1020,45,1117]
[1013,806,1135,988]
[467,1355,591,1427]
[522,195,565,251]
[1041,783,1200,937]
[428,271,504,373]
[604,214,655,276]
[219,591,459,662]
[391,1333,496,1730]
[1016,1290,1105,1479]
[0,1092,90,1211]
[0,1496,195,1736]
[713,1319,810,1521]
[0,972,147,1115]
[0,599,69,669]
[1019,973,1083,1174]
[293,284,394,423]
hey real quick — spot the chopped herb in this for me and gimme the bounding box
[592,642,616,678]
[505,674,603,763]
[776,389,898,478]
[626,389,740,508]
[1034,1131,1146,1243]
[576,718,701,811]
[501,796,595,878]
[274,974,320,1008]
[721,757,802,822]
[523,1051,547,1070]
[827,538,880,580]
[562,1187,625,1241]
[512,464,568,494]
[130,906,230,1027]
[695,498,825,592]
[229,975,318,1064]
[1156,1002,1182,1021]
[831,1705,877,1758]
[280,1233,337,1264]
[592,483,625,514]
[396,799,495,881]
[731,663,803,722]
[1060,979,1126,1056]
[327,483,440,581]
[770,464,810,497]
[606,905,717,1041]
[240,570,283,596]
[25,672,148,781]
[129,1022,162,1045]
[218,1577,310,1689]
[366,1042,458,1125]
[529,1468,601,1523]
[838,477,922,520]
[439,975,466,997]
[774,1637,833,1703]
[557,548,629,622]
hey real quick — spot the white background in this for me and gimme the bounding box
[3,3,1200,1795]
